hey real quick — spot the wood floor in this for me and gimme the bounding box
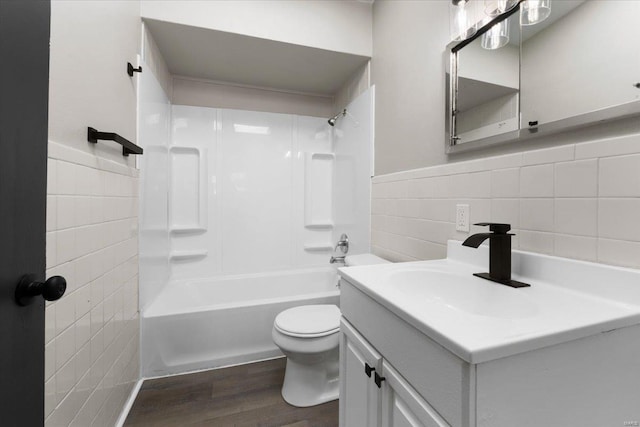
[124,358,339,426]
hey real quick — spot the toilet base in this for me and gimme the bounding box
[280,350,339,407]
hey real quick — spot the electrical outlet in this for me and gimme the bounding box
[456,204,470,232]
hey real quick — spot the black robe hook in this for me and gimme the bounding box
[127,62,142,77]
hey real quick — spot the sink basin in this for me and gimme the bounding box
[339,241,640,363]
[384,268,538,319]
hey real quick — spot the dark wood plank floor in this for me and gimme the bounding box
[125,358,339,427]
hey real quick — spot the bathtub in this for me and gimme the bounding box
[141,267,340,378]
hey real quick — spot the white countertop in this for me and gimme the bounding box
[339,241,640,363]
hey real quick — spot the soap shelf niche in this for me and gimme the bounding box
[170,250,208,262]
[303,244,333,252]
[170,227,207,236]
[305,223,334,230]
[169,146,208,232]
[304,152,334,228]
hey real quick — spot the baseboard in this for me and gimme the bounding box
[143,355,286,381]
[115,379,143,427]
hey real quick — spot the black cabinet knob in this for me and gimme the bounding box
[374,372,386,388]
[365,363,375,378]
[15,274,66,306]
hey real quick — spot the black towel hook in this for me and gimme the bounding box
[127,62,142,77]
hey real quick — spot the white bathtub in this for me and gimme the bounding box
[141,267,340,377]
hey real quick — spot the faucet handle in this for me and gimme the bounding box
[474,223,511,233]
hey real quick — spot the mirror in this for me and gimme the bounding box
[447,0,640,153]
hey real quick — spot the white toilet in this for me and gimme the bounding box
[272,253,390,407]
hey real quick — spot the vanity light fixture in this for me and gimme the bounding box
[520,0,551,26]
[450,0,478,41]
[481,19,510,50]
[484,0,519,17]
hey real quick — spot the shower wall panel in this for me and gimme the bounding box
[138,62,171,311]
[167,106,334,281]
[220,109,295,274]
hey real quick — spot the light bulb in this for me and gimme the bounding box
[481,19,510,50]
[521,0,551,25]
[450,0,477,41]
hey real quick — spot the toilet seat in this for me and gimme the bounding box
[274,305,340,338]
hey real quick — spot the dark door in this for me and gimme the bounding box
[0,1,52,425]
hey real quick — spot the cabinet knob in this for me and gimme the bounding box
[365,363,375,378]
[374,372,386,388]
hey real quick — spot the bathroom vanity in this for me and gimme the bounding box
[338,242,640,427]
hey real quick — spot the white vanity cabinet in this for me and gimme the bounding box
[339,273,640,427]
[340,317,450,427]
[339,319,382,427]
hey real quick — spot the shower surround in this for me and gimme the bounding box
[138,68,373,377]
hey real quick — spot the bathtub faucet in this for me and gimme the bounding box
[330,256,345,264]
[334,234,349,254]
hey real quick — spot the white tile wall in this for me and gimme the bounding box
[372,132,640,269]
[45,141,139,426]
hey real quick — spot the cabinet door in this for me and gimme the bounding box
[340,318,382,427]
[380,361,450,427]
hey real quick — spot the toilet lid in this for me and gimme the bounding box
[274,305,341,337]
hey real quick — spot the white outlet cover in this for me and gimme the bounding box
[456,204,470,232]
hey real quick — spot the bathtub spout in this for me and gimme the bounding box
[330,256,345,264]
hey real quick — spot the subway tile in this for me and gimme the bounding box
[599,154,640,197]
[56,326,76,370]
[554,234,597,262]
[388,180,408,199]
[519,230,554,254]
[431,176,453,198]
[408,177,436,199]
[491,199,519,229]
[45,376,57,419]
[520,199,554,232]
[46,232,57,270]
[76,313,91,351]
[76,165,94,196]
[47,196,57,232]
[47,159,58,195]
[56,228,76,264]
[491,168,519,198]
[598,238,640,268]
[52,367,81,426]
[420,199,454,222]
[520,164,554,198]
[554,199,597,237]
[57,161,78,195]
[598,198,640,241]
[46,304,56,344]
[371,199,386,215]
[55,292,75,335]
[521,144,575,166]
[45,340,55,381]
[89,197,104,224]
[450,172,491,199]
[482,152,522,170]
[91,303,104,336]
[412,219,455,245]
[76,197,92,226]
[75,343,91,386]
[57,196,77,230]
[554,159,598,197]
[575,132,640,160]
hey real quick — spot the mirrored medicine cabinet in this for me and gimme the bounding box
[446,0,640,153]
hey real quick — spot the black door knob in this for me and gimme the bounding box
[15,274,66,306]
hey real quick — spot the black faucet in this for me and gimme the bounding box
[462,223,530,288]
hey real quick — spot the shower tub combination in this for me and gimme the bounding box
[141,267,340,377]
